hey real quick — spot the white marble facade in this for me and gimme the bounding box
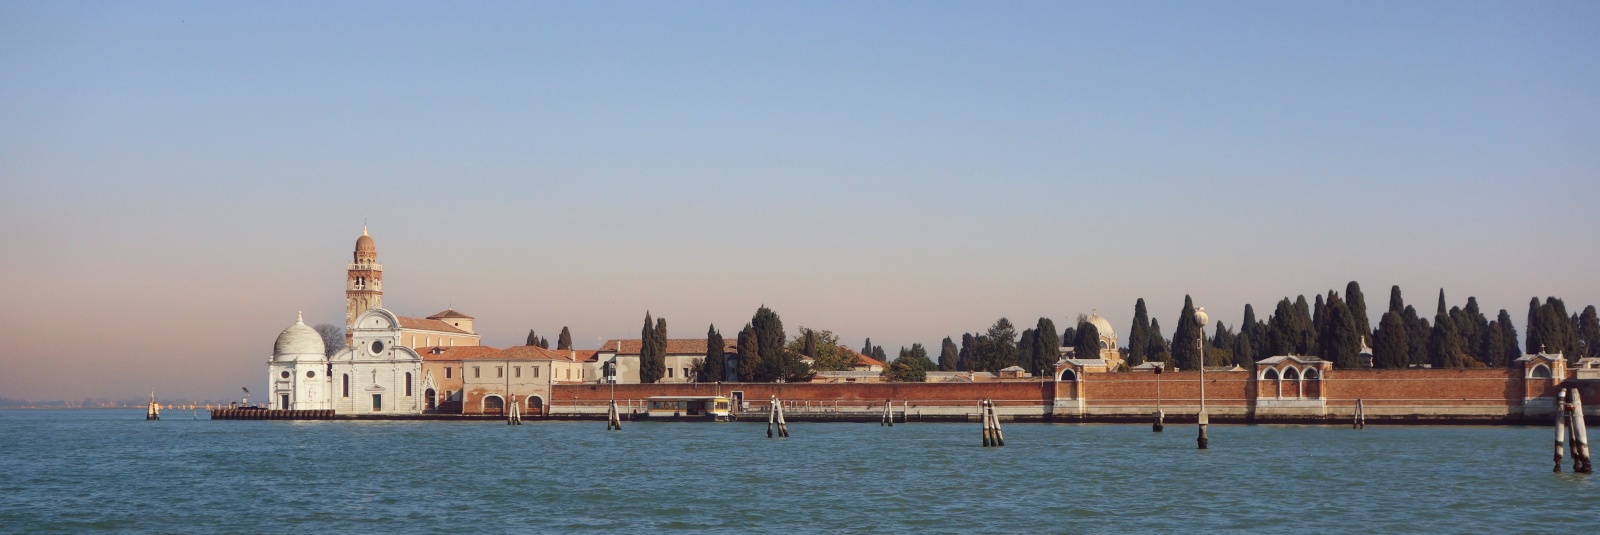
[268,308,422,414]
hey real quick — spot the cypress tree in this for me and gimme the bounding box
[938,337,959,371]
[1428,290,1463,368]
[1239,304,1259,362]
[1526,297,1544,355]
[703,325,726,382]
[957,333,976,371]
[752,306,790,381]
[538,336,550,349]
[1318,294,1362,369]
[1550,298,1579,361]
[737,324,759,382]
[525,329,538,347]
[862,338,873,357]
[985,318,1018,371]
[1075,321,1102,363]
[1128,299,1151,365]
[1062,326,1078,353]
[1293,295,1314,355]
[1373,311,1408,369]
[1016,328,1036,372]
[1313,293,1328,355]
[1481,320,1507,368]
[1172,295,1201,371]
[557,327,573,350]
[1347,281,1371,344]
[802,329,816,357]
[1388,285,1404,314]
[1403,305,1428,365]
[639,312,663,383]
[1034,318,1061,375]
[1580,306,1600,358]
[1234,330,1254,367]
[1147,318,1171,367]
[1268,298,1297,357]
[1498,309,1520,365]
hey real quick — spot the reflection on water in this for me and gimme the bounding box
[0,409,1594,533]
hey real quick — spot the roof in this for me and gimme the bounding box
[427,308,474,320]
[1257,355,1327,366]
[398,316,472,335]
[1515,352,1565,362]
[999,365,1026,372]
[599,338,738,355]
[848,348,886,368]
[474,346,588,361]
[1060,359,1109,367]
[418,346,501,361]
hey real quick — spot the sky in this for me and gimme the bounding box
[2,1,1597,402]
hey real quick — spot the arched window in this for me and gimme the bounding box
[1059,369,1078,381]
[405,372,413,396]
[1304,368,1320,380]
[1284,367,1300,381]
[1530,364,1552,379]
[342,374,350,397]
[1263,368,1280,381]
[483,395,504,415]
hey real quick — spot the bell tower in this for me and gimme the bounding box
[346,226,383,342]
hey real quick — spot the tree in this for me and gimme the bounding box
[1388,285,1404,314]
[1172,295,1203,371]
[784,328,855,371]
[1268,298,1298,357]
[1293,295,1315,356]
[1581,306,1600,358]
[700,325,726,382]
[638,313,665,383]
[1480,320,1507,369]
[1528,297,1581,361]
[862,338,873,357]
[736,324,760,382]
[1498,309,1521,366]
[938,337,959,371]
[1238,304,1259,363]
[886,344,935,382]
[1075,321,1102,363]
[750,306,810,382]
[526,329,539,347]
[1016,328,1035,374]
[1403,305,1428,366]
[313,324,347,357]
[1347,281,1371,344]
[557,327,573,350]
[802,329,816,357]
[1316,292,1362,369]
[957,333,978,371]
[1031,318,1060,375]
[1147,318,1171,366]
[1128,298,1151,365]
[1373,311,1408,369]
[976,318,1018,372]
[1427,290,1465,368]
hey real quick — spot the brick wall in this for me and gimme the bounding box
[553,381,1055,409]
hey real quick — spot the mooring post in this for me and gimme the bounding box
[881,399,889,427]
[1197,412,1209,450]
[767,396,777,438]
[1153,410,1164,433]
[981,400,992,447]
[146,392,160,421]
[775,398,790,437]
[991,400,1004,447]
[1555,389,1568,472]
[1354,399,1366,429]
[1570,388,1592,473]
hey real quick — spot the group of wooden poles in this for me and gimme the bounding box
[1554,387,1592,473]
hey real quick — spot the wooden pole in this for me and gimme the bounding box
[991,400,1004,447]
[1570,388,1592,473]
[1555,389,1568,472]
[778,399,790,437]
[768,396,776,438]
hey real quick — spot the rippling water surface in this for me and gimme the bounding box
[1,410,1596,533]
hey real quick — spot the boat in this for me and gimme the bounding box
[642,395,733,421]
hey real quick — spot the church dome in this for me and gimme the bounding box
[273,313,326,360]
[1085,313,1116,341]
[355,232,376,254]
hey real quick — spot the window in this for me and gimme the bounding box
[446,367,452,379]
[533,367,539,378]
[668,368,674,378]
[280,371,290,379]
[306,371,315,379]
[684,368,690,379]
[496,366,504,378]
[474,366,480,379]
[515,366,521,378]
[405,372,413,396]
[342,374,350,397]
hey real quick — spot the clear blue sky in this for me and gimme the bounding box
[2,1,1596,401]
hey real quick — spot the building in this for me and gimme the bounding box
[343,228,480,350]
[267,312,332,411]
[457,346,592,415]
[594,338,738,383]
[330,308,424,414]
[417,345,502,412]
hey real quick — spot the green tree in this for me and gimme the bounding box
[1480,320,1507,369]
[1147,318,1171,366]
[1268,298,1298,357]
[886,344,935,382]
[1388,285,1405,314]
[980,318,1018,372]
[526,329,539,347]
[938,337,959,371]
[1238,303,1259,362]
[1497,309,1521,366]
[1293,295,1315,355]
[1075,321,1102,362]
[557,327,573,351]
[1347,281,1371,345]
[1580,305,1600,358]
[1373,311,1408,369]
[1172,295,1202,371]
[957,333,979,371]
[1428,290,1465,368]
[736,324,759,382]
[1016,328,1036,372]
[1317,292,1362,369]
[639,312,665,383]
[700,325,726,382]
[862,338,873,357]
[1032,318,1060,375]
[1128,298,1151,365]
[802,329,816,357]
[1403,305,1428,365]
[785,328,854,371]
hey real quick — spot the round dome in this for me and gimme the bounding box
[1085,314,1116,340]
[273,313,326,360]
[355,233,376,253]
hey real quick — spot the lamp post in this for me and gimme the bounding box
[1153,365,1164,432]
[1195,306,1209,450]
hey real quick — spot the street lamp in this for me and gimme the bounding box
[1195,306,1209,450]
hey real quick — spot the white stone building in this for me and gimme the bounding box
[267,312,333,411]
[330,308,424,414]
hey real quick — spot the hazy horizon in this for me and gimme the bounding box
[3,2,1597,401]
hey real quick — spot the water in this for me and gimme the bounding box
[1,410,1595,533]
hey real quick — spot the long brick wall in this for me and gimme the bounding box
[547,368,1594,424]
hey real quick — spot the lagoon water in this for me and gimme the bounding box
[1,410,1596,533]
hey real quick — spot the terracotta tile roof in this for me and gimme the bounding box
[418,346,501,361]
[427,308,474,320]
[572,349,599,362]
[471,345,588,361]
[599,338,738,355]
[398,316,471,335]
[848,348,886,368]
